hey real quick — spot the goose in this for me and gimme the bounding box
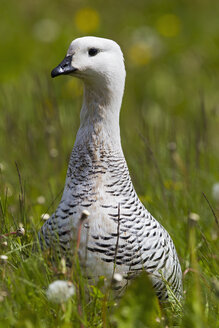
[39,36,182,301]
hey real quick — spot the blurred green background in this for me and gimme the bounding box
[1,0,219,192]
[0,0,219,327]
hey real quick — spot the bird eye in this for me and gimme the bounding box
[88,48,99,57]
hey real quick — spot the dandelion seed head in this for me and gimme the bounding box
[0,255,8,263]
[211,229,218,241]
[0,163,6,171]
[4,184,13,197]
[46,280,75,303]
[41,213,50,221]
[50,148,58,158]
[80,210,90,221]
[37,196,46,204]
[188,212,200,223]
[33,19,59,43]
[112,273,123,283]
[0,290,7,302]
[212,183,219,202]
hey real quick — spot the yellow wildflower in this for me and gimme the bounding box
[75,8,100,33]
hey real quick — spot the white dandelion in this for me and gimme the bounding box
[212,183,219,202]
[112,273,123,283]
[33,19,59,43]
[0,255,8,264]
[41,213,50,221]
[50,148,59,158]
[37,196,46,204]
[188,212,200,223]
[46,280,75,303]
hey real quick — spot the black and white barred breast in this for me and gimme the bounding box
[39,141,182,301]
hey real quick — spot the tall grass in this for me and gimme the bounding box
[0,74,218,327]
[1,0,219,325]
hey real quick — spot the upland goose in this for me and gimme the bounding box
[39,36,182,301]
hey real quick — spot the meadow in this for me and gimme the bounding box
[0,0,219,327]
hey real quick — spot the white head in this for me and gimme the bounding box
[51,36,126,94]
[51,37,126,145]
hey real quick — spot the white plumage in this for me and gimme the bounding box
[39,36,182,301]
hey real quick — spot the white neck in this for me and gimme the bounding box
[74,75,125,150]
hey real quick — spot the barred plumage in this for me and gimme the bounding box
[39,36,182,301]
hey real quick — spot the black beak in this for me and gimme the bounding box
[51,55,77,78]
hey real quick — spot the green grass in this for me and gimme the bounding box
[1,0,219,326]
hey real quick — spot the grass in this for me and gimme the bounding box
[1,0,219,326]
[0,72,219,327]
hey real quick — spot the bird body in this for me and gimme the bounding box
[39,37,182,301]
